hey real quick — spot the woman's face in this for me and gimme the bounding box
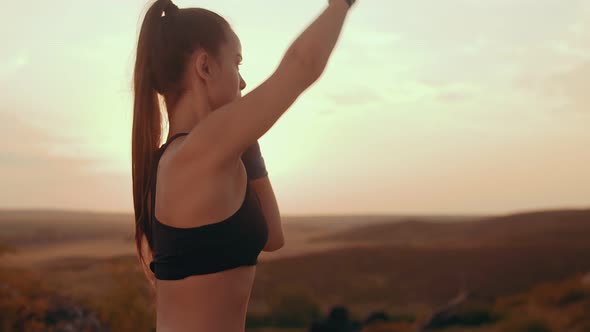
[206,29,247,110]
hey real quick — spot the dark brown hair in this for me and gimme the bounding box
[131,0,231,294]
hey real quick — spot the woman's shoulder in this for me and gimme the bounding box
[157,145,246,228]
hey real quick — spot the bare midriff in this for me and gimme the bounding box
[155,264,256,332]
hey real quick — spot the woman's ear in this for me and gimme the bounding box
[194,52,211,81]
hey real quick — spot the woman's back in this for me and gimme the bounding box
[152,133,264,332]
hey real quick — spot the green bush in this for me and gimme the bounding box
[425,307,502,329]
[556,289,588,306]
[504,320,552,332]
[265,292,321,328]
[388,313,415,323]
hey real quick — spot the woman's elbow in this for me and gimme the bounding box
[263,238,285,252]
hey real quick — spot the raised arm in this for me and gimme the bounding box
[181,0,356,170]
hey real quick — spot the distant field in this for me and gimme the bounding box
[310,208,590,247]
[0,210,480,267]
[0,212,383,267]
[1,207,589,331]
[1,208,587,269]
[253,242,590,310]
[2,208,588,307]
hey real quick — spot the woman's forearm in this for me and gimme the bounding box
[286,0,352,78]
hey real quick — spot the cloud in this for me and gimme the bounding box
[544,61,590,113]
[436,91,470,103]
[547,40,588,58]
[323,86,388,107]
[0,112,131,212]
[458,37,493,55]
[0,53,29,78]
[514,59,590,114]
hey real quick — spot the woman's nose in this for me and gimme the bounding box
[240,76,246,90]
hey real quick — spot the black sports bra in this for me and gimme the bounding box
[148,132,268,280]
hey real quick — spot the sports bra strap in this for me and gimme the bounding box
[150,132,190,224]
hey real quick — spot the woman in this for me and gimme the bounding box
[131,0,357,331]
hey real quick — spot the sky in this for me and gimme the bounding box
[0,0,588,216]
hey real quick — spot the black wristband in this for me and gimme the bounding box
[345,0,355,7]
[241,141,269,180]
[243,156,268,180]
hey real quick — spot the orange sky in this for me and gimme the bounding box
[0,0,588,216]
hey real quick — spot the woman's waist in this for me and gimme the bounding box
[156,264,256,307]
[156,280,252,332]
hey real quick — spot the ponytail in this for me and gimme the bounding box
[131,0,231,303]
[131,0,175,296]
